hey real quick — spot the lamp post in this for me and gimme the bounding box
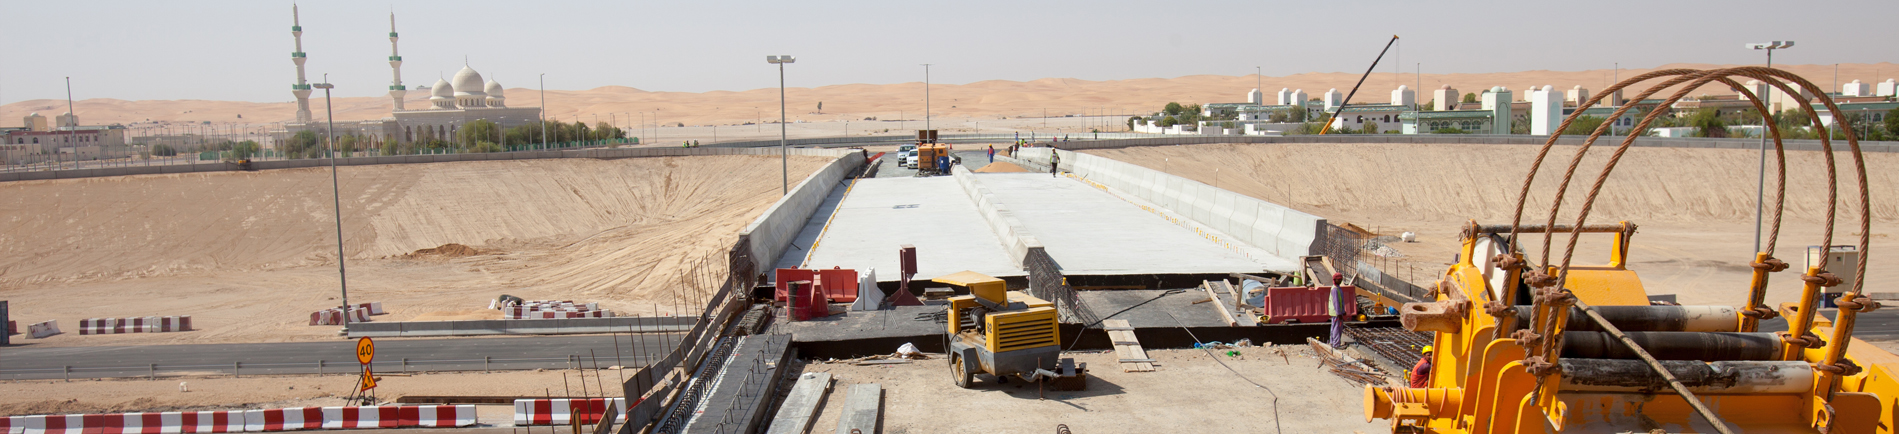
[539,73,547,150]
[921,64,932,133]
[767,55,795,195]
[1745,40,1793,254]
[311,78,350,334]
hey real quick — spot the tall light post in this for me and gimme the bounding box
[311,77,351,334]
[767,55,795,195]
[1745,40,1793,254]
[539,73,547,150]
[921,64,932,132]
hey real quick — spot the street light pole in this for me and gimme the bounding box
[312,77,349,334]
[768,55,796,195]
[915,63,922,132]
[539,73,547,150]
[1746,40,1793,254]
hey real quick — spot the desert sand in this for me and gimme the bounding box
[0,155,831,346]
[1086,143,1898,307]
[4,62,1892,142]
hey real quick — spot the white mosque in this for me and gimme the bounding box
[282,5,541,147]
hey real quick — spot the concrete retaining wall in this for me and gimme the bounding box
[740,152,868,274]
[1016,147,1326,267]
[0,146,859,183]
[345,316,696,338]
[1015,134,1899,153]
[950,166,1039,267]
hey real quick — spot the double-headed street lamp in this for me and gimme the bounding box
[311,78,351,334]
[1745,40,1793,254]
[767,55,796,195]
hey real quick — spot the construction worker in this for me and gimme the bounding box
[1049,147,1061,177]
[1408,346,1434,388]
[987,145,995,163]
[1328,272,1349,348]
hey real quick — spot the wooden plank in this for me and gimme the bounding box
[1202,281,1241,327]
[766,373,833,434]
[1103,320,1154,372]
[834,383,883,434]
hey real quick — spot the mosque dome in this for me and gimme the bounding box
[431,78,454,98]
[484,80,504,97]
[451,66,486,98]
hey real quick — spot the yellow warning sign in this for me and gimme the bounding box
[355,337,375,365]
[360,368,377,391]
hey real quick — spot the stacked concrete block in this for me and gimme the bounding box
[309,308,371,326]
[28,320,61,338]
[504,300,612,319]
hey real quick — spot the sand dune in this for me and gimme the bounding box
[5,63,1892,131]
[0,155,830,345]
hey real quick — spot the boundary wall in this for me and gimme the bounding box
[0,146,857,183]
[345,316,694,338]
[740,152,868,274]
[1014,147,1326,268]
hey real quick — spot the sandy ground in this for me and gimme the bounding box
[796,347,1384,433]
[1086,143,1899,308]
[0,155,831,346]
[6,62,1892,147]
[0,369,620,424]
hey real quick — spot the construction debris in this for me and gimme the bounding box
[1307,337,1389,386]
[1103,319,1155,372]
[1345,326,1432,369]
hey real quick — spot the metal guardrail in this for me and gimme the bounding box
[0,354,655,381]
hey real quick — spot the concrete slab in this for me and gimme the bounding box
[1078,289,1233,329]
[797,177,1024,281]
[976,173,1267,275]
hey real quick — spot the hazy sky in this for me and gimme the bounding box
[2,0,1893,104]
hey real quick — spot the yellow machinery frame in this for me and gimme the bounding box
[1365,66,1892,433]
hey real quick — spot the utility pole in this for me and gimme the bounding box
[921,64,932,132]
[539,73,547,150]
[313,76,349,334]
[768,55,796,195]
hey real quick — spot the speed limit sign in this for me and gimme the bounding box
[355,337,375,365]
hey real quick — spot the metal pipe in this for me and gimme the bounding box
[1559,359,1813,394]
[1576,300,1736,434]
[1513,305,1740,333]
[1475,223,1629,234]
[1561,331,1779,361]
[1740,252,1774,332]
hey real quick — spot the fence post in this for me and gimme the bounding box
[150,364,157,380]
[402,358,409,374]
[318,360,325,376]
[234,362,241,378]
[485,356,492,373]
[64,365,71,381]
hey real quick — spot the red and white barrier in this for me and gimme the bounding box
[503,301,610,320]
[177,411,249,433]
[28,320,60,338]
[307,308,370,326]
[78,317,191,335]
[0,405,475,434]
[345,302,385,316]
[243,408,323,432]
[317,407,398,429]
[400,405,477,428]
[512,398,625,426]
[14,414,85,434]
[504,310,615,319]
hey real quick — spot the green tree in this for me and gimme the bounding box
[1431,127,1470,134]
[1362,121,1379,134]
[381,139,399,156]
[280,130,321,159]
[1126,116,1140,130]
[461,119,501,148]
[1690,108,1728,138]
[1883,107,1899,139]
[1163,102,1184,116]
[152,144,178,156]
[1562,116,1608,136]
[473,140,504,153]
[592,122,625,140]
[1462,93,1478,103]
[336,135,358,157]
[1158,116,1179,127]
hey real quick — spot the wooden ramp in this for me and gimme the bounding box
[1103,319,1155,372]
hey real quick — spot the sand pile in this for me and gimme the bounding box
[974,162,1029,173]
[0,155,832,346]
[1088,143,1899,307]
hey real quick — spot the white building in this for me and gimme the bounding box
[1390,85,1415,108]
[1565,86,1590,105]
[1842,80,1873,97]
[1878,79,1897,97]
[1322,88,1343,110]
[1432,85,1459,111]
[1530,85,1563,135]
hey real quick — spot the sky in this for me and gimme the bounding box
[1,0,1894,104]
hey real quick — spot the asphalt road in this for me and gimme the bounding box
[0,334,681,380]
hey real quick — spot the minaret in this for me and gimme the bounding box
[290,4,313,123]
[387,12,406,111]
